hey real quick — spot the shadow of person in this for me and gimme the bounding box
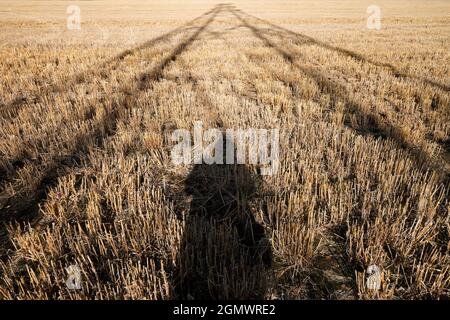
[172,133,272,299]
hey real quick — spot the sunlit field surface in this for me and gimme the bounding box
[0,0,449,299]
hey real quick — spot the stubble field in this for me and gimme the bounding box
[0,0,449,299]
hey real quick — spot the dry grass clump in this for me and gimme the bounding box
[0,0,449,299]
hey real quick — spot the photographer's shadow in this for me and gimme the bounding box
[172,133,272,299]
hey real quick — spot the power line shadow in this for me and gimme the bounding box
[0,6,220,122]
[230,8,449,183]
[0,4,224,261]
[237,9,449,93]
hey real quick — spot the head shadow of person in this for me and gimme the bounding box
[172,131,272,299]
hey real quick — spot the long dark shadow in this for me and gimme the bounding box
[138,6,221,90]
[0,6,219,122]
[236,9,449,93]
[0,4,223,261]
[230,8,449,184]
[0,5,222,185]
[173,133,272,299]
